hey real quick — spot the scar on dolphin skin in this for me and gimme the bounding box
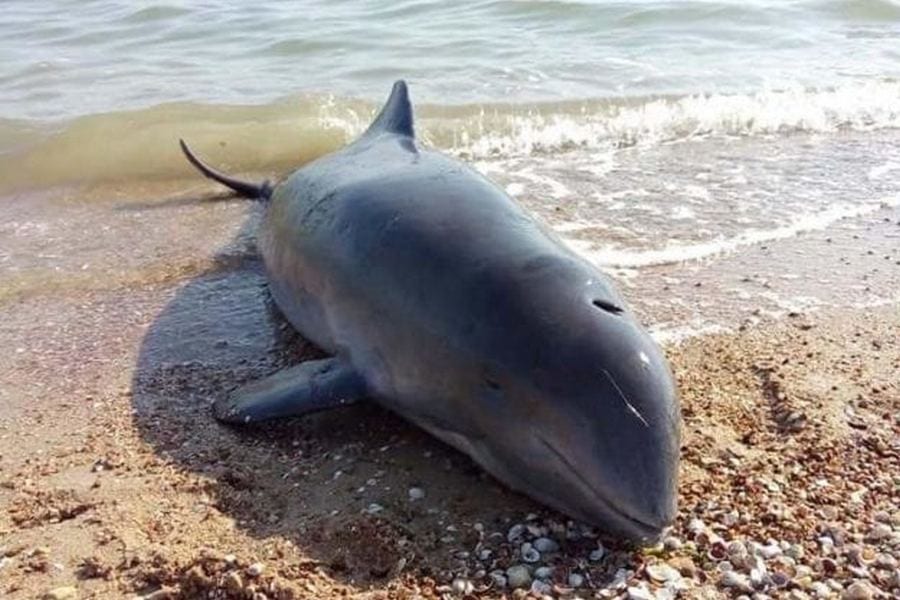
[178,80,680,542]
[603,369,650,428]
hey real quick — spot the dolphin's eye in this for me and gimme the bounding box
[593,299,624,315]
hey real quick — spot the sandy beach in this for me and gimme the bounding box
[3,0,900,597]
[0,179,897,599]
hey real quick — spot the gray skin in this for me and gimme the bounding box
[179,81,681,543]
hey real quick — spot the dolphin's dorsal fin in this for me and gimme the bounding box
[364,80,415,138]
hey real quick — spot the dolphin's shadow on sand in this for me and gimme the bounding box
[129,202,545,591]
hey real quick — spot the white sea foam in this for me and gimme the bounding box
[443,81,900,159]
[563,195,900,268]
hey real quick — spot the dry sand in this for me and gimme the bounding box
[1,183,898,599]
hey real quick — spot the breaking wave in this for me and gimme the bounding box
[0,80,898,192]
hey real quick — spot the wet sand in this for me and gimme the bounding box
[1,181,898,599]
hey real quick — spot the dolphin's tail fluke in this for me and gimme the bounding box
[179,139,273,201]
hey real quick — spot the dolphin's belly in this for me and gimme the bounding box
[257,205,339,353]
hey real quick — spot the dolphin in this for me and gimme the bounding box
[179,81,681,542]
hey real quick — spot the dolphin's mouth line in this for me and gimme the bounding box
[536,434,660,536]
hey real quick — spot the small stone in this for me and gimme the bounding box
[589,545,606,561]
[668,556,696,577]
[786,544,805,560]
[451,578,473,596]
[507,524,525,542]
[626,585,654,600]
[874,553,896,569]
[646,563,681,583]
[506,564,532,589]
[720,571,752,592]
[520,542,540,563]
[43,588,77,600]
[408,487,425,501]
[533,537,559,553]
[656,588,677,600]
[530,579,552,595]
[478,548,492,561]
[759,543,783,559]
[842,581,874,600]
[663,536,682,551]
[770,571,791,588]
[568,572,584,588]
[489,571,507,588]
[810,582,831,598]
[749,564,768,588]
[365,503,384,514]
[866,523,892,543]
[534,566,554,579]
[246,562,265,577]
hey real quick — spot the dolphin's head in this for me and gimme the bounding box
[465,263,681,543]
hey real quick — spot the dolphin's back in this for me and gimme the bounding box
[260,133,627,415]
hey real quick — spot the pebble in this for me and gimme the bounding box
[663,536,683,551]
[520,542,541,563]
[43,588,77,600]
[626,585,655,600]
[365,503,384,514]
[842,581,874,600]
[646,563,682,583]
[246,562,265,577]
[530,580,552,595]
[408,487,425,501]
[749,564,768,589]
[720,570,752,593]
[506,564,532,589]
[758,543,782,559]
[507,524,525,542]
[589,546,606,562]
[687,518,706,534]
[489,571,507,588]
[451,578,473,596]
[534,566,554,579]
[568,572,584,588]
[866,523,892,542]
[532,537,559,553]
[667,556,696,577]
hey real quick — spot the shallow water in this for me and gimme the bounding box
[2,0,899,119]
[1,0,899,338]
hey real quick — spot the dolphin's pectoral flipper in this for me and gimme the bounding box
[213,357,367,424]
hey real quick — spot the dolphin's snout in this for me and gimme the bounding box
[538,428,675,542]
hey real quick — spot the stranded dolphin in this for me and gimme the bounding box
[179,81,681,542]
